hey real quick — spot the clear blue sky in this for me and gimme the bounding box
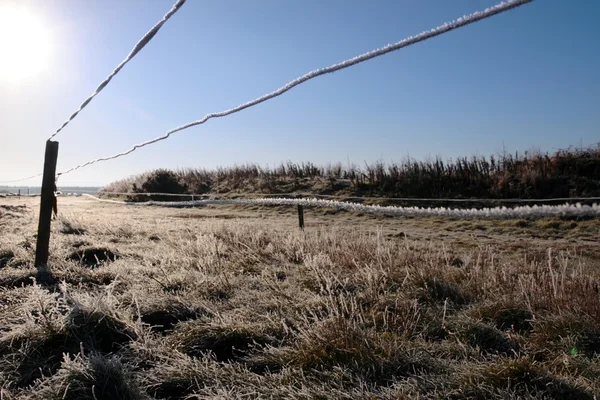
[1,0,598,186]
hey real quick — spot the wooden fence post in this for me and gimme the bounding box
[297,203,305,230]
[35,140,59,281]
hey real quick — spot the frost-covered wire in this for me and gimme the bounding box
[47,0,186,141]
[96,191,600,203]
[57,0,534,177]
[82,194,599,220]
[97,191,202,197]
[0,173,43,184]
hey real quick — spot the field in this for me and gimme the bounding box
[1,196,600,399]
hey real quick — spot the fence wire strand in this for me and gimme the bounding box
[57,0,534,178]
[95,191,600,204]
[83,194,600,220]
[47,0,186,141]
[0,173,43,184]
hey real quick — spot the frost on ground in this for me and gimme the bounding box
[0,196,599,399]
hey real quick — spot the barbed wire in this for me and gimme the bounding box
[56,0,534,177]
[47,0,186,141]
[82,194,600,220]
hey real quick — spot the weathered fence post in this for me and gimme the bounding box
[35,140,59,281]
[297,197,305,230]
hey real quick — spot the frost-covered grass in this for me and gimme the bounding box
[1,196,599,399]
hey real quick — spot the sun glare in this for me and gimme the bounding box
[0,4,52,83]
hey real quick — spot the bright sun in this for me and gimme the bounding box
[0,4,52,83]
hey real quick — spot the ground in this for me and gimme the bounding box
[1,196,599,399]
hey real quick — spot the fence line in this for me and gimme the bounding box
[56,0,534,178]
[0,173,44,184]
[95,191,600,204]
[47,0,186,141]
[82,194,599,220]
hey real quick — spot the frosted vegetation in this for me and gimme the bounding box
[89,194,600,220]
[99,146,600,218]
[1,196,599,398]
[102,146,600,201]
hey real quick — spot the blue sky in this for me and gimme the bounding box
[0,0,598,186]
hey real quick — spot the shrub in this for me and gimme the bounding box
[130,169,187,202]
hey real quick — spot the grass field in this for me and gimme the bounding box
[1,196,600,399]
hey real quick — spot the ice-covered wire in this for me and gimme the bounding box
[0,173,43,184]
[82,194,599,220]
[96,191,600,203]
[57,0,534,177]
[47,0,186,141]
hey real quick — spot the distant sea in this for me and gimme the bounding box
[0,186,101,195]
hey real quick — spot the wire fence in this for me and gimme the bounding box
[95,191,600,204]
[55,0,534,178]
[83,194,600,220]
[1,173,44,184]
[48,0,186,141]
[3,0,566,223]
[1,0,186,184]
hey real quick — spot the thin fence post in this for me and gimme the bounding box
[18,189,20,197]
[297,196,305,230]
[35,140,59,282]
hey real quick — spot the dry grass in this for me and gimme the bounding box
[101,144,600,200]
[0,196,599,399]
